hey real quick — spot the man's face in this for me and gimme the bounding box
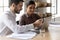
[26,4,35,15]
[14,2,23,14]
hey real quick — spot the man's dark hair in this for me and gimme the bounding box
[26,1,35,7]
[9,0,24,7]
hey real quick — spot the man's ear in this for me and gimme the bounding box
[12,3,16,7]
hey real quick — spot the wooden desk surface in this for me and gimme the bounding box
[0,31,51,40]
[32,31,51,40]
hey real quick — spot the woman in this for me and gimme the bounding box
[19,1,41,26]
[19,1,40,25]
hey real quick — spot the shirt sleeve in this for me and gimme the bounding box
[35,14,41,19]
[3,14,34,33]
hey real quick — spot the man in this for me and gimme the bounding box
[0,0,43,36]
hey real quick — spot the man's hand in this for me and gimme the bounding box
[33,19,43,27]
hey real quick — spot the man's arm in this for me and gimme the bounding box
[3,14,34,33]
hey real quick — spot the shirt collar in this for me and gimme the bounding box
[25,13,29,17]
[8,8,16,18]
[25,13,34,18]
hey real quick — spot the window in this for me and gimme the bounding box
[47,0,57,16]
[51,0,57,18]
[47,0,58,22]
[0,0,9,15]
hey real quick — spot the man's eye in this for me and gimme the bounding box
[29,7,32,9]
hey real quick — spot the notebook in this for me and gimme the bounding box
[6,32,36,40]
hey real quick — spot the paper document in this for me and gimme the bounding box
[49,24,60,27]
[49,24,60,31]
[50,22,60,25]
[6,32,36,40]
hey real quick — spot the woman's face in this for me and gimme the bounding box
[26,4,35,15]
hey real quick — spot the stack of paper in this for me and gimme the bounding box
[49,24,60,32]
[50,21,60,25]
[6,32,36,40]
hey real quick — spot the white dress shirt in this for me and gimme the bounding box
[0,9,34,36]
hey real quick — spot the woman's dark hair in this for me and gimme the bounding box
[26,1,35,7]
[9,0,24,7]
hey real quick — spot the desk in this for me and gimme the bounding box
[0,31,51,40]
[32,31,51,40]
